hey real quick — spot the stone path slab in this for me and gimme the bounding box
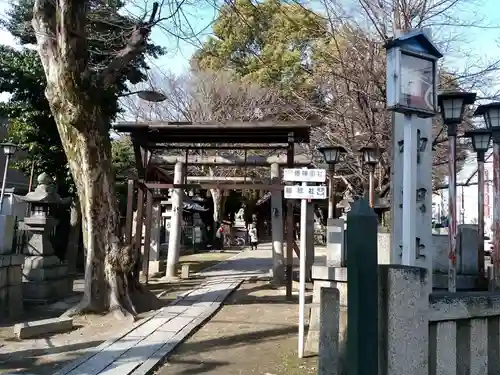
[53,278,243,375]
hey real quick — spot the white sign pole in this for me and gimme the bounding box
[402,114,417,265]
[298,179,307,358]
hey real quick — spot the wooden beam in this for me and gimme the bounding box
[186,176,268,183]
[115,120,316,130]
[286,135,295,300]
[125,179,135,244]
[142,188,154,283]
[153,154,312,166]
[133,186,145,282]
[132,140,148,178]
[140,182,286,190]
[146,144,290,150]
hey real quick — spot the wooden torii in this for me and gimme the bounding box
[112,120,315,299]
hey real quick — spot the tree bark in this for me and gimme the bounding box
[32,0,160,319]
[211,188,223,224]
[65,199,81,275]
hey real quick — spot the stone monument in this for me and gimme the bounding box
[19,173,72,302]
[234,204,246,228]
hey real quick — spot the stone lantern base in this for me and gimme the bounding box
[22,255,73,302]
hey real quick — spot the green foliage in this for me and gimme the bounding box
[0,1,164,196]
[111,136,136,216]
[192,0,327,94]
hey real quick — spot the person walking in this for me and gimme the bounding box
[249,223,259,250]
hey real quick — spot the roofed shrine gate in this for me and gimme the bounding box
[113,121,314,298]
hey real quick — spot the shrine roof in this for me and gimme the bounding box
[112,121,312,145]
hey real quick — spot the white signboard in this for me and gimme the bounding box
[284,185,327,200]
[283,168,326,182]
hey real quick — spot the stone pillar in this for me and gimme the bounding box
[20,174,72,302]
[0,215,15,254]
[148,203,164,275]
[390,112,433,291]
[319,287,340,375]
[270,163,284,282]
[165,162,184,279]
[0,254,23,318]
[326,218,345,267]
[379,265,429,375]
[306,202,315,277]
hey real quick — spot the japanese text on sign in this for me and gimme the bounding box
[284,185,327,200]
[283,168,326,182]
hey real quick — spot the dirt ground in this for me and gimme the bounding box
[156,280,317,375]
[0,251,234,375]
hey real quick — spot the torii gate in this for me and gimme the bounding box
[112,121,314,299]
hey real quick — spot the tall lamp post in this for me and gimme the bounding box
[438,91,477,292]
[464,128,492,283]
[0,143,18,214]
[318,146,346,219]
[474,102,500,289]
[360,146,379,208]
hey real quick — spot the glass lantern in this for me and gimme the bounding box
[318,145,346,165]
[464,129,492,154]
[474,102,500,131]
[1,142,17,156]
[360,146,378,166]
[386,29,443,117]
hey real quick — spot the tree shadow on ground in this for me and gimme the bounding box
[0,324,301,375]
[162,358,232,375]
[0,339,103,374]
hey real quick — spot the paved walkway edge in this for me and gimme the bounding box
[53,315,158,375]
[54,279,244,375]
[131,302,223,375]
[131,278,245,375]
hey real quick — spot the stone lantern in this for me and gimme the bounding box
[20,173,72,302]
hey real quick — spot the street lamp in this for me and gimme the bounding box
[360,146,379,208]
[318,145,346,219]
[438,91,477,292]
[137,90,167,103]
[0,142,17,214]
[465,128,492,284]
[474,102,500,290]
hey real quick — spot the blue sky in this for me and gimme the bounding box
[0,0,499,85]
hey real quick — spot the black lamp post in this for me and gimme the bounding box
[437,91,477,292]
[318,146,346,219]
[360,146,379,208]
[465,128,492,283]
[474,102,500,289]
[0,143,18,214]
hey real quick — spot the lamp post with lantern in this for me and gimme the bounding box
[385,29,442,267]
[360,146,379,208]
[464,128,492,283]
[474,102,500,289]
[318,145,346,219]
[0,143,18,214]
[438,91,477,292]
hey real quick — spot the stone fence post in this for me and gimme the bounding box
[378,265,429,375]
[319,287,340,375]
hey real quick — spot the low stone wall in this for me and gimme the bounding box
[316,265,500,375]
[0,254,23,318]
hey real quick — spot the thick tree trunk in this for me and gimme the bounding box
[211,188,223,224]
[31,0,161,319]
[51,103,158,320]
[65,199,81,275]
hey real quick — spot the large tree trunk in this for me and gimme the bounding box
[65,199,81,275]
[211,188,223,224]
[55,112,158,319]
[32,0,160,319]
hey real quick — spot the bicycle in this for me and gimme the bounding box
[226,236,246,247]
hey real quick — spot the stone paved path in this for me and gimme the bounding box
[53,246,274,375]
